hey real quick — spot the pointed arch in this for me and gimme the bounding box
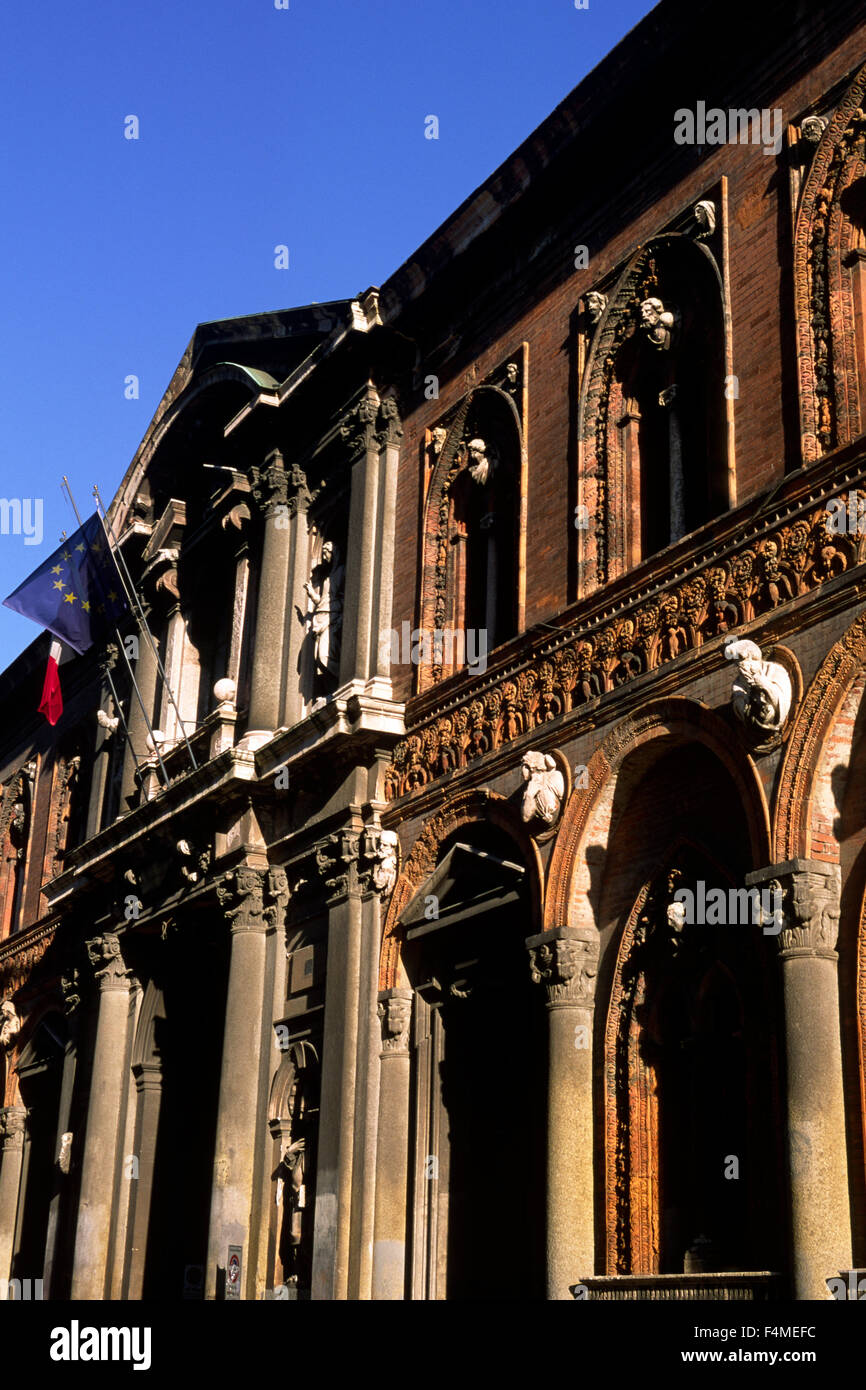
[578,234,732,594]
[794,62,866,461]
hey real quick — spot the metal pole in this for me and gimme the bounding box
[60,478,170,787]
[92,485,198,771]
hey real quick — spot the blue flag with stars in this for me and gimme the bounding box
[3,512,129,654]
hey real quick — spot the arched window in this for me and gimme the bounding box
[578,233,731,592]
[0,767,33,939]
[793,67,866,460]
[419,379,523,689]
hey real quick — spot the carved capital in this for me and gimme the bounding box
[339,395,380,459]
[745,860,841,958]
[0,1105,27,1152]
[86,932,133,991]
[358,828,399,898]
[377,397,403,449]
[313,832,360,903]
[248,449,289,516]
[264,865,290,929]
[216,867,267,933]
[377,988,413,1055]
[526,927,599,1006]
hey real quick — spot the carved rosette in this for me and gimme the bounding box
[216,866,267,933]
[747,860,841,958]
[86,932,133,992]
[0,1105,27,1153]
[377,989,413,1055]
[526,927,599,1007]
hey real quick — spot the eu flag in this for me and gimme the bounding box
[2,512,130,654]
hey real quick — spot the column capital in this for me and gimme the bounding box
[377,989,413,1056]
[85,932,134,992]
[263,865,290,930]
[216,866,268,933]
[526,927,599,1007]
[0,1105,27,1152]
[745,859,840,958]
[248,449,289,516]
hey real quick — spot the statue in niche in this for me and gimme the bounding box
[724,638,792,738]
[639,296,679,350]
[466,437,497,487]
[279,1137,306,1260]
[302,540,344,681]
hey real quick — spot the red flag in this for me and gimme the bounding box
[39,639,63,725]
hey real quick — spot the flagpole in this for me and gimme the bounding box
[60,478,171,789]
[92,485,199,772]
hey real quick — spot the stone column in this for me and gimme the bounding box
[371,988,413,1299]
[526,926,599,1301]
[247,451,292,740]
[0,1106,27,1280]
[70,933,135,1300]
[745,859,852,1300]
[280,465,314,730]
[205,866,271,1299]
[310,832,363,1300]
[371,400,402,690]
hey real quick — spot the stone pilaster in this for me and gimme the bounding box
[526,925,599,1301]
[70,932,135,1299]
[0,1106,27,1281]
[371,988,412,1300]
[745,859,851,1300]
[205,867,271,1298]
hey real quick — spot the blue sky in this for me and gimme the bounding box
[0,0,656,670]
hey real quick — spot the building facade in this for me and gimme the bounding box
[2,0,866,1301]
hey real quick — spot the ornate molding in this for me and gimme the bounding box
[0,922,58,995]
[377,988,413,1055]
[526,927,598,1006]
[774,611,866,861]
[793,63,866,460]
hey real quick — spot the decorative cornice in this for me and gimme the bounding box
[526,927,599,1007]
[387,471,866,802]
[0,921,58,995]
